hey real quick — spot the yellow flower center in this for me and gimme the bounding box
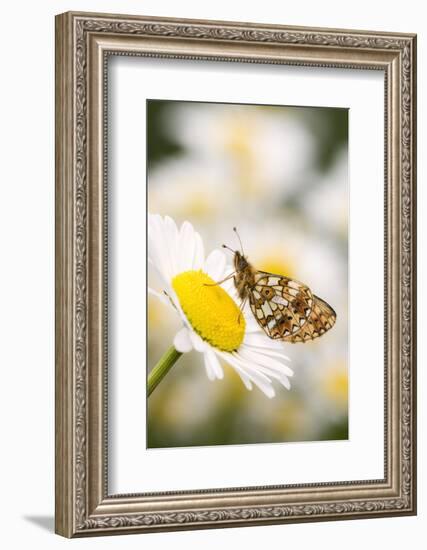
[172,270,245,352]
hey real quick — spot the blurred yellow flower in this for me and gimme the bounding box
[322,362,348,407]
[257,251,297,280]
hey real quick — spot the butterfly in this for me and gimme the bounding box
[222,228,336,343]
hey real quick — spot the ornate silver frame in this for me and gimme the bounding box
[55,11,417,537]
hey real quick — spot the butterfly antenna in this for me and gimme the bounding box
[222,244,235,253]
[233,227,245,255]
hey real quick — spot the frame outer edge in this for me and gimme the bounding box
[62,10,417,40]
[54,10,417,537]
[55,12,75,538]
[409,34,417,514]
[413,35,417,514]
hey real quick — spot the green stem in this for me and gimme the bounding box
[147,346,183,397]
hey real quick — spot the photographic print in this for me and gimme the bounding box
[147,100,348,448]
[56,12,416,537]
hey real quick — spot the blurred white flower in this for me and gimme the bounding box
[303,148,349,238]
[166,103,315,200]
[148,156,230,223]
[148,213,293,398]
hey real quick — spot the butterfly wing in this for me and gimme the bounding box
[249,273,314,340]
[249,272,336,342]
[281,294,336,343]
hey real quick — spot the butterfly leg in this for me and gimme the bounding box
[203,272,236,287]
[237,296,248,324]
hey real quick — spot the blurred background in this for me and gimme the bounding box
[147,100,348,448]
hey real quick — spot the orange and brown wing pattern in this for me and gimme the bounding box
[281,295,336,343]
[249,273,314,340]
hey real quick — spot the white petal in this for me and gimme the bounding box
[148,214,209,284]
[219,351,275,398]
[280,376,291,390]
[169,292,194,328]
[251,353,293,378]
[241,344,293,375]
[236,368,276,398]
[244,332,291,357]
[148,258,171,291]
[192,231,204,270]
[148,216,173,282]
[244,316,263,333]
[220,352,252,390]
[189,330,207,352]
[173,327,193,353]
[203,353,216,381]
[221,268,239,298]
[237,345,293,374]
[164,216,179,276]
[158,216,176,281]
[178,221,196,272]
[235,369,253,391]
[206,348,224,379]
[238,347,294,381]
[223,279,237,296]
[203,249,227,281]
[148,232,169,283]
[148,212,161,230]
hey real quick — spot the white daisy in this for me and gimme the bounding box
[148,213,293,398]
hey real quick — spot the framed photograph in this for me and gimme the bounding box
[55,11,417,537]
